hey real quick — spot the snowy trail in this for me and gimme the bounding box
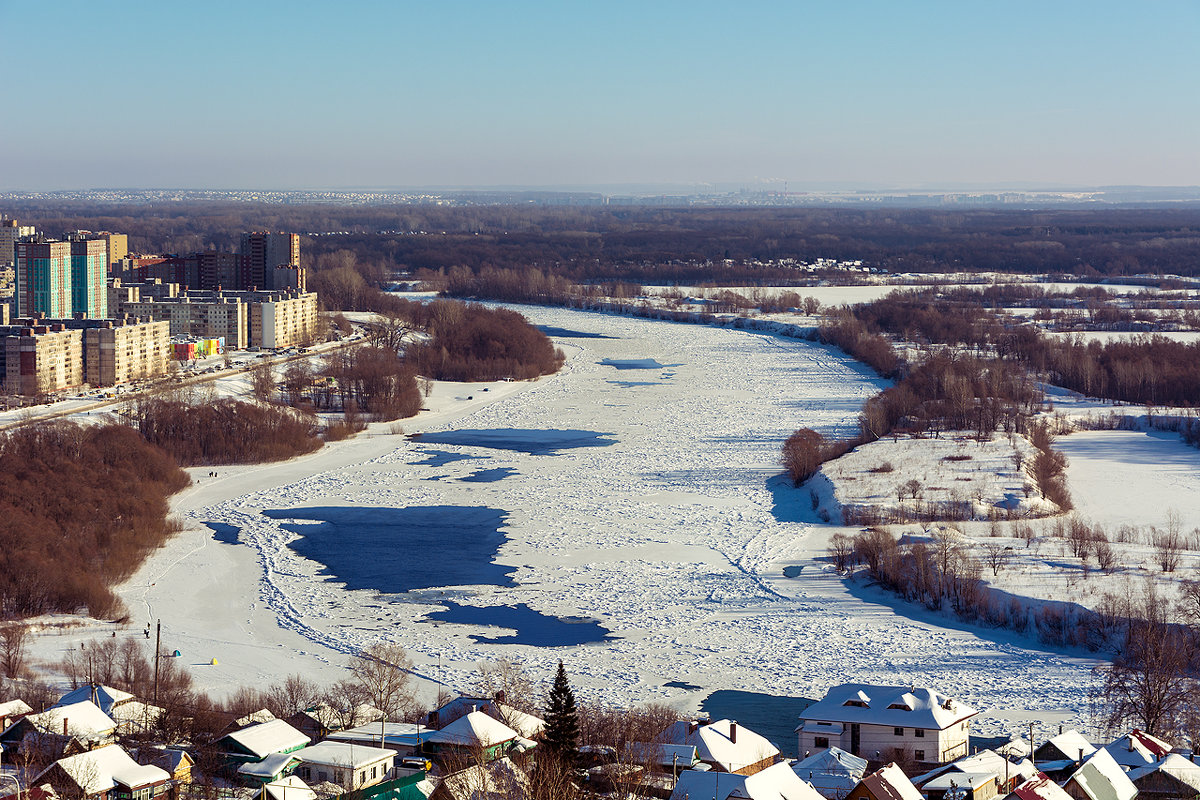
[90,306,1103,737]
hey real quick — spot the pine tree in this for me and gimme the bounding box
[542,660,580,765]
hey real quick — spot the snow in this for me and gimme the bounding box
[797,685,976,731]
[224,719,310,759]
[26,305,1103,741]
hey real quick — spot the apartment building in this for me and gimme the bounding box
[249,290,318,348]
[83,318,171,386]
[3,323,85,395]
[119,295,248,350]
[0,219,35,266]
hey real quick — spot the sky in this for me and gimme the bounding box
[2,0,1198,191]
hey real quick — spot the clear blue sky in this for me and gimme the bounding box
[3,0,1197,190]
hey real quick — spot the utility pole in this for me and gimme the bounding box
[1029,722,1036,770]
[153,620,161,705]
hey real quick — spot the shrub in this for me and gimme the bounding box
[129,397,323,465]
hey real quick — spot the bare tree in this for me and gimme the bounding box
[1,623,29,678]
[1155,529,1184,573]
[349,643,416,721]
[475,658,539,715]
[267,673,322,719]
[904,479,923,500]
[829,533,854,573]
[250,360,275,402]
[981,541,1010,577]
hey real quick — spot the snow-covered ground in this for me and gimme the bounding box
[28,306,1103,742]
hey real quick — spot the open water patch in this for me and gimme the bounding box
[411,449,483,468]
[262,506,514,593]
[699,690,816,758]
[411,428,617,456]
[423,601,615,647]
[460,468,518,483]
[205,521,241,545]
[607,380,662,388]
[601,358,681,371]
[536,325,615,339]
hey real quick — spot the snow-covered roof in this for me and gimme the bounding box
[55,685,134,716]
[0,700,32,719]
[799,684,977,731]
[792,747,868,799]
[855,763,923,800]
[431,697,545,739]
[1010,774,1074,800]
[424,711,519,748]
[236,709,277,728]
[921,771,995,792]
[225,719,310,759]
[294,742,393,769]
[661,719,780,773]
[1104,729,1173,768]
[914,749,1037,789]
[626,742,698,768]
[111,701,164,735]
[1065,748,1137,800]
[1128,753,1200,794]
[670,762,824,800]
[436,756,527,799]
[238,752,299,778]
[328,722,433,748]
[263,775,317,800]
[1038,729,1096,762]
[23,701,117,740]
[41,744,169,794]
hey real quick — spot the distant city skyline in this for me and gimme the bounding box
[3,0,1198,191]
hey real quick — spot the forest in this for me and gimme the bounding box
[0,422,189,618]
[11,201,1200,280]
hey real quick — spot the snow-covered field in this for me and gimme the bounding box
[30,306,1104,742]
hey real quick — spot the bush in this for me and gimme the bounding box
[130,398,323,465]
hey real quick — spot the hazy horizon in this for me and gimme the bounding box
[3,0,1197,191]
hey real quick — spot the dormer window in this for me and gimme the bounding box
[843,700,868,708]
[887,703,911,710]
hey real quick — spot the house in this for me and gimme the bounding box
[669,761,825,800]
[238,752,301,786]
[261,775,318,800]
[430,756,527,800]
[1007,774,1075,800]
[55,686,134,718]
[326,722,434,757]
[845,762,924,800]
[1,701,118,761]
[1127,753,1200,799]
[660,719,780,775]
[1034,731,1096,766]
[0,700,33,731]
[422,711,525,765]
[291,742,395,792]
[798,685,978,766]
[626,742,700,774]
[287,702,384,740]
[792,746,868,799]
[131,747,194,783]
[1061,749,1137,800]
[214,718,310,772]
[34,744,172,800]
[427,696,545,740]
[1103,729,1173,770]
[920,771,999,800]
[915,749,1038,797]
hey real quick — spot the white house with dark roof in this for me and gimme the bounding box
[797,684,977,765]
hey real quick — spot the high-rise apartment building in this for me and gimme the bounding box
[15,236,108,319]
[241,232,300,290]
[0,219,36,266]
[70,235,108,318]
[15,239,72,318]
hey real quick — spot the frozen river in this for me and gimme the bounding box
[104,305,1100,741]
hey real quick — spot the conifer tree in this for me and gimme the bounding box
[543,660,580,765]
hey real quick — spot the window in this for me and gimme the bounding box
[915,750,925,761]
[814,737,829,749]
[358,771,365,785]
[894,727,904,736]
[371,766,377,779]
[317,772,327,783]
[915,728,925,738]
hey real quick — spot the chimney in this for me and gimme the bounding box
[64,717,69,736]
[494,690,506,704]
[688,722,698,736]
[730,721,737,744]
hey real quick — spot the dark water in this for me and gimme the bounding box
[698,690,816,758]
[664,680,702,690]
[205,521,241,545]
[424,601,614,647]
[411,449,483,467]
[601,358,679,370]
[537,325,615,339]
[608,380,662,388]
[262,506,515,592]
[411,428,617,456]
[460,468,518,483]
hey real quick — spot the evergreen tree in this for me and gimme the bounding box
[543,660,580,764]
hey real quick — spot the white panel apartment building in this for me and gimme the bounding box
[797,684,977,766]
